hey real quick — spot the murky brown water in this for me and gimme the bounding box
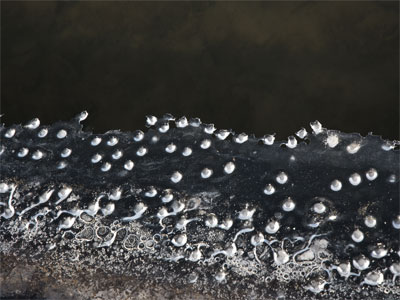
[2,2,398,140]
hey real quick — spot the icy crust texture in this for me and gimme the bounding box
[0,113,399,299]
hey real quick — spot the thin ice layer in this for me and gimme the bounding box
[0,112,399,299]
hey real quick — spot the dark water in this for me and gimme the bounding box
[1,1,399,140]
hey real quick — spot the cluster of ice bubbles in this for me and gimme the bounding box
[225,249,263,277]
[0,207,162,258]
[73,219,163,253]
[272,261,324,283]
[258,238,333,286]
[375,280,400,297]
[3,201,400,297]
[69,217,333,288]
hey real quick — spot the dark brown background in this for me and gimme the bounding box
[1,1,399,140]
